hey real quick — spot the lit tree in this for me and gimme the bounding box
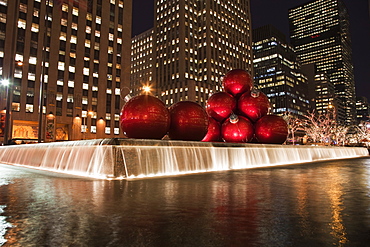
[353,121,370,147]
[301,109,338,145]
[283,112,304,145]
[331,124,350,146]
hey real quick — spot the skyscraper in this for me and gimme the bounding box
[289,0,356,125]
[356,96,370,122]
[0,0,131,143]
[131,28,154,96]
[253,25,311,117]
[153,0,253,106]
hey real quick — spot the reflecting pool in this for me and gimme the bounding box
[1,157,370,246]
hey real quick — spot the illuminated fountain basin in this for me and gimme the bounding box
[0,138,368,179]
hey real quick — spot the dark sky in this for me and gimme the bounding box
[132,0,370,100]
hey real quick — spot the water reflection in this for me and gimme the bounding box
[1,158,370,246]
[0,206,12,246]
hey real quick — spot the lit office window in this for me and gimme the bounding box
[58,62,65,71]
[18,19,26,29]
[72,7,78,16]
[31,23,39,32]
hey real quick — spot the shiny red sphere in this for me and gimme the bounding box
[120,95,170,139]
[238,90,271,122]
[221,115,254,143]
[202,117,221,142]
[206,92,236,122]
[222,69,253,98]
[168,101,209,141]
[254,115,288,144]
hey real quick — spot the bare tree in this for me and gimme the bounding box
[301,109,339,145]
[353,121,370,147]
[283,112,304,145]
[331,124,350,146]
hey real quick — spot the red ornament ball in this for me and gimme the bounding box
[254,115,288,144]
[221,114,254,143]
[206,92,236,122]
[120,95,170,139]
[202,117,221,142]
[168,101,209,141]
[238,89,271,122]
[222,69,253,98]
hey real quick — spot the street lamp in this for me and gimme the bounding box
[1,79,9,86]
[0,80,9,144]
[2,77,12,145]
[82,111,93,139]
[141,83,153,95]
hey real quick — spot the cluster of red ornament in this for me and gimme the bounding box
[120,96,208,141]
[119,69,288,144]
[202,69,288,144]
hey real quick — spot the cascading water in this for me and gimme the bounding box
[0,138,368,179]
[0,139,115,178]
[115,140,369,178]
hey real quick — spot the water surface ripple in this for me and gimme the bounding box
[1,158,370,246]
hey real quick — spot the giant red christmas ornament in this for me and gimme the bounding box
[221,114,254,143]
[120,95,170,139]
[238,89,271,122]
[206,92,236,122]
[168,101,209,141]
[254,115,288,144]
[202,117,221,142]
[222,69,253,98]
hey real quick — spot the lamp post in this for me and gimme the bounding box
[82,111,93,139]
[3,78,12,145]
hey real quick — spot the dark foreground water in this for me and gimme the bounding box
[1,158,370,247]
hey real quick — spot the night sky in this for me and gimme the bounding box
[132,0,370,100]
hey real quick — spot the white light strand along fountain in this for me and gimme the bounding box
[0,139,368,179]
[0,139,115,179]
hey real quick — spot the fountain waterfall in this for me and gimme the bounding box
[0,139,368,179]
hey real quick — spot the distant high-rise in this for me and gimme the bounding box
[153,0,253,106]
[0,0,132,143]
[289,0,356,125]
[252,25,310,117]
[356,96,370,122]
[131,28,154,96]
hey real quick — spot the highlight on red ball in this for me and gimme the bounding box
[206,92,236,122]
[221,114,254,143]
[168,101,209,141]
[202,117,221,142]
[222,69,254,98]
[120,94,170,139]
[254,115,289,144]
[238,89,271,123]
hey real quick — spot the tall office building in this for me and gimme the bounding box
[253,25,310,117]
[356,96,370,122]
[153,0,253,106]
[314,72,346,120]
[131,28,154,96]
[289,0,356,125]
[0,0,132,143]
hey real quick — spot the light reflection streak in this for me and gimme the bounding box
[365,160,370,196]
[294,174,311,236]
[326,167,348,245]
